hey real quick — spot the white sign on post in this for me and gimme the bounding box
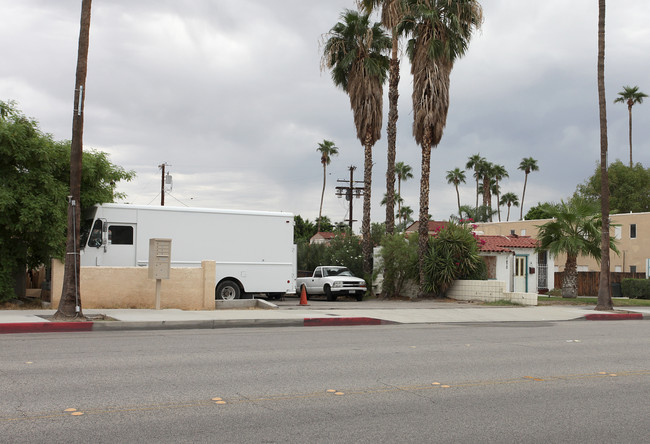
[149,239,172,309]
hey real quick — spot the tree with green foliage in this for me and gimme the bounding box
[316,140,339,233]
[465,154,485,214]
[518,157,539,220]
[294,215,317,244]
[322,9,391,276]
[499,192,519,222]
[535,198,617,298]
[422,220,485,297]
[394,161,413,225]
[401,0,483,295]
[458,204,494,223]
[492,164,508,221]
[379,232,418,298]
[446,167,466,218]
[524,202,559,220]
[574,160,650,213]
[614,85,647,167]
[358,0,407,235]
[0,101,134,302]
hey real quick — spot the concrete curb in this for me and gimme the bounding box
[584,312,644,321]
[0,322,94,334]
[0,310,647,334]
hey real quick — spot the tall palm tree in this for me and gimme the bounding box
[614,85,647,167]
[596,0,612,311]
[536,198,617,298]
[492,164,508,221]
[499,192,519,222]
[359,0,407,235]
[465,153,485,213]
[316,140,339,233]
[322,9,390,276]
[480,161,494,209]
[445,167,466,218]
[518,157,539,220]
[402,0,483,294]
[395,161,413,225]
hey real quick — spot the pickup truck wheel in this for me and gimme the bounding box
[216,280,240,300]
[325,285,336,301]
[355,293,364,302]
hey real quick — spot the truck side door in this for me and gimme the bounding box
[102,223,137,266]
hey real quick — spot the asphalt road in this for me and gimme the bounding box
[1,321,649,443]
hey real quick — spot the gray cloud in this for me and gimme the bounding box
[1,0,648,229]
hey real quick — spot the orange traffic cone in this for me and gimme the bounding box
[299,285,309,306]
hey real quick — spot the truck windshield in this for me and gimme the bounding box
[324,267,353,277]
[80,207,98,249]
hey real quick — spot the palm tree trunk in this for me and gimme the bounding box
[397,178,402,226]
[455,184,461,218]
[362,139,373,277]
[506,204,511,222]
[628,103,633,167]
[562,254,578,298]
[418,136,432,296]
[55,0,92,320]
[475,177,479,213]
[520,173,528,220]
[385,31,400,235]
[318,163,326,233]
[595,0,612,311]
[496,181,502,222]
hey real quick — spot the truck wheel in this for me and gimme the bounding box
[356,293,364,302]
[216,280,241,300]
[325,285,336,301]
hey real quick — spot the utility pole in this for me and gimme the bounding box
[55,0,92,320]
[335,165,364,230]
[159,162,170,206]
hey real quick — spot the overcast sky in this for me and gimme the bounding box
[2,0,649,230]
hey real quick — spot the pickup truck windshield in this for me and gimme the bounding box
[323,267,353,277]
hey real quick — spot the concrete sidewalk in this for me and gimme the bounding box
[0,298,647,334]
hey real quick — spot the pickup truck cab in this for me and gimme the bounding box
[296,266,366,301]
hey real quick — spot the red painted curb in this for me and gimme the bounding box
[0,322,94,334]
[304,317,389,327]
[584,313,643,321]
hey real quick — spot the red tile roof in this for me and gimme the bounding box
[478,235,538,253]
[405,221,448,233]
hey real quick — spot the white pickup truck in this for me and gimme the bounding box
[295,266,367,301]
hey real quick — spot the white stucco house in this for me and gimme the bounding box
[478,235,554,294]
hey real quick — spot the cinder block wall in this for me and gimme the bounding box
[51,260,216,310]
[447,280,538,306]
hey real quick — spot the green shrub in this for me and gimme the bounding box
[422,220,483,296]
[621,278,650,299]
[379,233,418,298]
[296,231,363,278]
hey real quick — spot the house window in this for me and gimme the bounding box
[630,224,637,239]
[630,265,637,274]
[614,226,622,240]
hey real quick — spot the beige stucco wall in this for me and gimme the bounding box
[51,259,216,310]
[476,212,650,274]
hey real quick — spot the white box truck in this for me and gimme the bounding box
[80,203,296,300]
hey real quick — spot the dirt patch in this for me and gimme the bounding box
[0,297,44,310]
